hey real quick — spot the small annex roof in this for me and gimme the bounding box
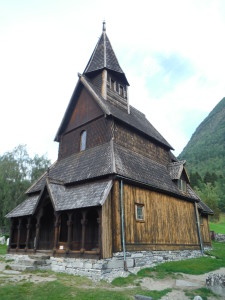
[83,22,129,85]
[6,179,113,218]
[168,160,190,183]
[5,195,39,218]
[47,179,113,211]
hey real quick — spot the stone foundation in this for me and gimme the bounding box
[6,249,203,281]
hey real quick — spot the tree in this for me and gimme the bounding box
[196,183,220,221]
[0,145,51,230]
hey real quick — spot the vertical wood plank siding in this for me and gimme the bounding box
[101,193,113,258]
[112,183,201,251]
[66,89,103,132]
[200,215,211,246]
[114,123,170,166]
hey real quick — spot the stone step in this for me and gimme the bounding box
[29,255,50,260]
[9,264,36,271]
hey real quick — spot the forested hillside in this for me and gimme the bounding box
[179,97,225,219]
[0,145,50,231]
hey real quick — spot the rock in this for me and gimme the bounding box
[135,295,153,300]
[176,279,200,287]
[0,236,5,245]
[193,296,202,300]
[206,273,225,296]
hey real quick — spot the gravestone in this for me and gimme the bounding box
[0,236,5,245]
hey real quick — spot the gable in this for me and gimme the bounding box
[65,87,104,134]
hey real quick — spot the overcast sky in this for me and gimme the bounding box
[1,0,225,162]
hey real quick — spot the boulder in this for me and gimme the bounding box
[0,236,5,245]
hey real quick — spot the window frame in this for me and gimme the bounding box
[135,203,145,222]
[178,179,187,193]
[80,130,87,151]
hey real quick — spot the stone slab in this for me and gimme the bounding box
[176,279,200,287]
[3,270,21,275]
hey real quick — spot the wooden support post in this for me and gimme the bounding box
[25,217,31,252]
[34,220,40,252]
[34,209,43,253]
[97,208,101,256]
[7,219,14,253]
[16,218,22,251]
[80,210,87,253]
[53,213,60,255]
[66,212,73,253]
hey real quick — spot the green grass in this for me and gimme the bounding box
[0,244,7,255]
[112,241,225,287]
[0,275,171,300]
[210,213,225,234]
[185,287,220,300]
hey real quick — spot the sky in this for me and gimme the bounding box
[1,0,225,162]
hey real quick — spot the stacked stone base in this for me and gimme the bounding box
[6,249,203,281]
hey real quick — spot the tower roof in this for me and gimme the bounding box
[83,22,129,85]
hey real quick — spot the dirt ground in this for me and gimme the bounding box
[0,260,224,299]
[139,268,225,299]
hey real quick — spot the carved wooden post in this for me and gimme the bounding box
[34,219,40,252]
[34,209,43,253]
[53,212,60,255]
[7,219,14,253]
[16,218,22,251]
[25,217,31,252]
[80,210,87,253]
[66,212,73,253]
[97,208,101,255]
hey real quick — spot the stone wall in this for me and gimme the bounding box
[215,233,225,242]
[6,249,203,281]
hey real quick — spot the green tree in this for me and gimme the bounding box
[0,145,50,230]
[196,183,220,221]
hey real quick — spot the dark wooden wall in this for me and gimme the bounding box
[111,181,201,252]
[59,117,111,159]
[114,122,170,166]
[65,89,103,132]
[58,87,114,160]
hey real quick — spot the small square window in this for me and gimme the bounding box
[135,204,144,221]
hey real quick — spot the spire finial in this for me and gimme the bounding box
[103,20,106,32]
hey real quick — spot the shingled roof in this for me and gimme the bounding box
[168,160,190,182]
[26,142,197,201]
[187,185,214,215]
[83,22,129,85]
[6,179,113,218]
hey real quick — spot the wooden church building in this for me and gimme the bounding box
[6,23,213,260]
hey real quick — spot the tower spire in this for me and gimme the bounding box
[103,20,106,32]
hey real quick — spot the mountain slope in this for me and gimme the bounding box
[179,97,225,176]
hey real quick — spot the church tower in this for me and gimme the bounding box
[83,21,130,113]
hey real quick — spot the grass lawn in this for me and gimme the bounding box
[210,213,225,234]
[0,244,7,255]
